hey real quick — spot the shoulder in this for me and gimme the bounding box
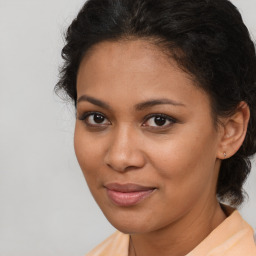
[215,210,256,256]
[187,207,256,256]
[85,230,129,256]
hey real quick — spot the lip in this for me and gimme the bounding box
[104,183,156,207]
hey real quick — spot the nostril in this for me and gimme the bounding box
[103,128,146,172]
[106,163,139,172]
[104,148,146,172]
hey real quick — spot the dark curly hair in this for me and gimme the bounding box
[56,0,256,206]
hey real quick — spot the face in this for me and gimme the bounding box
[75,40,222,234]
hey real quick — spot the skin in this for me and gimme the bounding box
[74,39,247,256]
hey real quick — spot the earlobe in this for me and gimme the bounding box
[217,101,250,159]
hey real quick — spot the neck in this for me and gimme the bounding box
[129,200,226,256]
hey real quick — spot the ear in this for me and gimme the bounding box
[217,101,250,159]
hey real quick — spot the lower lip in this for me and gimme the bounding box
[106,189,155,207]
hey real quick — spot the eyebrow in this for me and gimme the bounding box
[77,95,111,109]
[76,95,185,110]
[135,98,185,110]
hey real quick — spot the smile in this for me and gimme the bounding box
[104,183,156,207]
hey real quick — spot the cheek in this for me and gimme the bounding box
[144,134,218,219]
[74,124,103,183]
[146,125,218,188]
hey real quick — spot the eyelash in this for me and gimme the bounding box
[77,111,177,130]
[78,111,111,128]
[142,113,177,129]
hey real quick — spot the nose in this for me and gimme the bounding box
[104,125,146,172]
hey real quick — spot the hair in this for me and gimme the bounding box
[56,0,256,206]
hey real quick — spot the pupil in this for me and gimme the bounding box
[155,116,166,126]
[94,114,104,123]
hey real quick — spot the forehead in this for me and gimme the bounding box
[77,39,195,92]
[80,39,172,73]
[76,39,212,116]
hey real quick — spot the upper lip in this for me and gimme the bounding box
[104,183,156,192]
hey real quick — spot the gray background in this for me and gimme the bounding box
[0,0,255,255]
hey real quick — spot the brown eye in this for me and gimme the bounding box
[79,112,111,127]
[92,114,105,124]
[87,113,110,125]
[143,114,176,128]
[154,116,167,126]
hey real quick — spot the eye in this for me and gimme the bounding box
[142,114,176,128]
[78,112,111,127]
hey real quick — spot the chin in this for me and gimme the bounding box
[110,220,153,234]
[101,207,159,234]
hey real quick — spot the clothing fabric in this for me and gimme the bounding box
[85,209,256,256]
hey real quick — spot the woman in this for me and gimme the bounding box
[56,0,256,255]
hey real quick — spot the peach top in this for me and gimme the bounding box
[86,210,256,256]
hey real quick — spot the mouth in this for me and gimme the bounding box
[104,183,156,207]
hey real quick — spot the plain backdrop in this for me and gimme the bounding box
[0,0,255,255]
